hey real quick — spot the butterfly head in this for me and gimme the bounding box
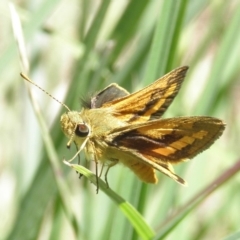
[60,111,91,148]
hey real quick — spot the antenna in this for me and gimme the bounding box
[20,73,71,112]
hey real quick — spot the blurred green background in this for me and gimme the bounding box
[1,0,240,239]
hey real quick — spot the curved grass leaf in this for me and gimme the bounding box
[64,161,155,240]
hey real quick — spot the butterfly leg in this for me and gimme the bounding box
[74,142,83,179]
[93,155,99,194]
[99,163,106,178]
[104,159,118,188]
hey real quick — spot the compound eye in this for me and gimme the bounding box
[75,123,89,137]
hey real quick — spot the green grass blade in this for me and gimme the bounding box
[144,0,184,83]
[154,160,240,239]
[224,230,240,240]
[65,162,155,240]
[195,3,240,115]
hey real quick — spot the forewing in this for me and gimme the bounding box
[102,66,188,123]
[91,83,129,108]
[110,116,225,162]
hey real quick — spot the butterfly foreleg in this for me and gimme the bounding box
[74,142,83,179]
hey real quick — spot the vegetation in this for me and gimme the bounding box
[1,1,240,239]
